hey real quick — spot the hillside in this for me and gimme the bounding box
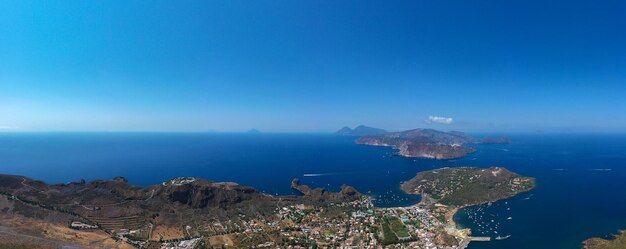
[0,174,363,248]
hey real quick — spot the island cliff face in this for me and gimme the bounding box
[356,128,510,160]
[165,180,259,208]
[400,167,535,206]
[356,128,476,159]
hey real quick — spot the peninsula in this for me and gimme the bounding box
[401,167,535,206]
[398,166,535,246]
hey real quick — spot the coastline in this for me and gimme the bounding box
[447,207,473,249]
[583,230,626,249]
[375,193,472,248]
[398,174,536,249]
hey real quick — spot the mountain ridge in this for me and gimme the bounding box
[335,125,387,136]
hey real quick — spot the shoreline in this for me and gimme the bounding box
[378,193,474,249]
[397,183,536,248]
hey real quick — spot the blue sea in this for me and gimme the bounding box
[0,133,625,248]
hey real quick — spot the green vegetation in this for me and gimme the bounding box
[319,206,350,219]
[401,167,535,206]
[380,221,399,244]
[385,217,410,238]
[404,219,421,228]
[379,215,412,245]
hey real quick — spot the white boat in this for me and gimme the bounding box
[495,235,511,240]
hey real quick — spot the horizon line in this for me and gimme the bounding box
[1,130,626,135]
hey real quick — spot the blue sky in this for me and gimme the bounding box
[1,0,625,132]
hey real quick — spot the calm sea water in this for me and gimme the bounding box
[0,133,625,248]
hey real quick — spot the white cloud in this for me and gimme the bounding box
[426,116,453,124]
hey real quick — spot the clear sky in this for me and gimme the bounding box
[1,0,625,132]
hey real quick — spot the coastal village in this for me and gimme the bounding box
[92,194,475,248]
[269,196,473,249]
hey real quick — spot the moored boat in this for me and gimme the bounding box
[495,235,511,240]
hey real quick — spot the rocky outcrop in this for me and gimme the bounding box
[291,178,361,203]
[165,183,259,208]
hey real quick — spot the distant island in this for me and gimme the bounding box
[479,136,512,144]
[246,128,261,134]
[335,125,388,136]
[355,128,510,160]
[583,231,626,249]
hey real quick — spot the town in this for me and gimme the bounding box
[101,195,474,248]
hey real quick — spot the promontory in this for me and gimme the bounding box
[401,166,535,206]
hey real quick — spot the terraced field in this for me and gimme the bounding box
[87,215,145,231]
[380,216,411,244]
